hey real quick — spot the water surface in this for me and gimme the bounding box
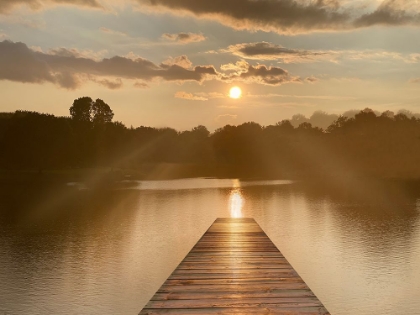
[1,178,420,314]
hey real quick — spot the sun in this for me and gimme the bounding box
[229,86,242,99]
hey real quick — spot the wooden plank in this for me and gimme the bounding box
[185,252,285,257]
[139,218,330,315]
[181,257,289,262]
[162,278,306,286]
[145,298,324,308]
[158,285,312,294]
[140,307,328,315]
[176,267,295,271]
[152,290,316,300]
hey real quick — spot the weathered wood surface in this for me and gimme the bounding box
[139,218,330,315]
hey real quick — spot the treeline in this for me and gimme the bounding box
[1,98,420,180]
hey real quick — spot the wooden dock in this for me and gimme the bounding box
[139,218,330,314]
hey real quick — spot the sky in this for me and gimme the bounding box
[1,0,420,130]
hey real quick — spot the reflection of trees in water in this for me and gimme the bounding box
[0,185,245,314]
[237,182,420,315]
[1,180,420,314]
[242,181,420,267]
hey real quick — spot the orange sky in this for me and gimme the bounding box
[1,0,420,130]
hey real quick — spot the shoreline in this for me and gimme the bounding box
[2,167,420,185]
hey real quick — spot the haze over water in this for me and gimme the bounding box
[1,178,420,315]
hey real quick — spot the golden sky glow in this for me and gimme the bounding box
[1,1,420,130]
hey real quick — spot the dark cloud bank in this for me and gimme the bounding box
[141,0,420,34]
[0,40,311,89]
[2,0,420,35]
[0,40,218,89]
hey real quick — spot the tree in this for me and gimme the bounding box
[297,122,323,134]
[297,122,313,130]
[91,99,114,125]
[69,97,114,125]
[275,120,294,133]
[354,108,377,122]
[290,114,308,127]
[191,125,210,138]
[327,115,349,133]
[381,110,394,119]
[69,97,92,122]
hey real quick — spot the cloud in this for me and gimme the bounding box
[48,47,108,61]
[0,0,102,14]
[235,65,300,85]
[175,91,208,101]
[0,41,57,85]
[174,91,225,101]
[139,0,350,34]
[94,78,123,89]
[305,76,319,83]
[55,72,81,89]
[354,0,420,27]
[222,61,301,86]
[219,42,420,64]
[223,42,337,63]
[133,81,149,88]
[0,40,219,89]
[162,55,193,69]
[99,27,128,37]
[220,60,249,72]
[0,14,46,28]
[1,40,312,89]
[409,78,420,84]
[198,92,225,99]
[161,32,206,43]
[138,0,420,34]
[407,54,420,63]
[344,50,404,62]
[246,93,355,101]
[342,50,420,63]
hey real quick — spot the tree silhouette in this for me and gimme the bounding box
[92,99,114,125]
[69,97,113,125]
[191,125,210,138]
[2,104,420,180]
[69,97,92,122]
[272,120,294,135]
[290,114,308,127]
[297,122,322,134]
[326,115,348,133]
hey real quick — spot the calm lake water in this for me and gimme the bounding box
[1,178,420,314]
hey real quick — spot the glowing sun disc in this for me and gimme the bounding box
[229,86,242,99]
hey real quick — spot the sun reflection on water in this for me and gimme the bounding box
[229,185,244,218]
